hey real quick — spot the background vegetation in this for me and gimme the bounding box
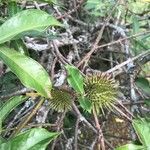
[0,0,150,150]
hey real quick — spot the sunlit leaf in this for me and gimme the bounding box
[0,128,59,150]
[115,143,144,150]
[116,118,150,150]
[132,15,140,34]
[0,96,28,130]
[0,46,52,98]
[65,65,84,94]
[133,118,150,146]
[79,97,92,113]
[141,0,150,2]
[0,9,62,44]
[7,2,29,55]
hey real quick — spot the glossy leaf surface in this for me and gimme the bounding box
[79,97,92,113]
[65,65,84,94]
[0,96,28,129]
[0,9,61,44]
[133,118,150,146]
[0,128,59,150]
[0,46,52,98]
[115,143,144,150]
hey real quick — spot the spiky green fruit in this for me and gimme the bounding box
[49,88,72,112]
[85,72,118,114]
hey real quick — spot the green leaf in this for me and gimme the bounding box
[0,137,5,145]
[8,1,21,17]
[7,2,29,55]
[132,39,149,55]
[10,39,29,55]
[85,0,100,10]
[0,9,62,44]
[79,97,92,113]
[115,143,144,150]
[65,65,84,94]
[144,99,150,107]
[134,39,149,50]
[129,2,149,14]
[0,46,52,98]
[132,15,140,34]
[0,128,59,150]
[0,96,28,130]
[135,77,150,95]
[133,118,150,146]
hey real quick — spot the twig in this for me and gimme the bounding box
[51,111,66,150]
[1,123,56,134]
[104,134,132,141]
[106,49,150,73]
[72,102,97,132]
[93,107,105,150]
[0,88,31,100]
[103,139,114,150]
[117,100,134,118]
[51,57,58,81]
[11,98,45,137]
[54,5,80,66]
[96,30,150,50]
[72,102,114,149]
[86,49,150,77]
[52,41,68,65]
[77,0,121,68]
[74,117,80,150]
[90,136,98,150]
[4,99,34,136]
[122,100,145,105]
[56,0,84,19]
[111,104,132,122]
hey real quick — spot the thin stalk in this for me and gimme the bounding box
[92,107,105,150]
[11,97,45,137]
